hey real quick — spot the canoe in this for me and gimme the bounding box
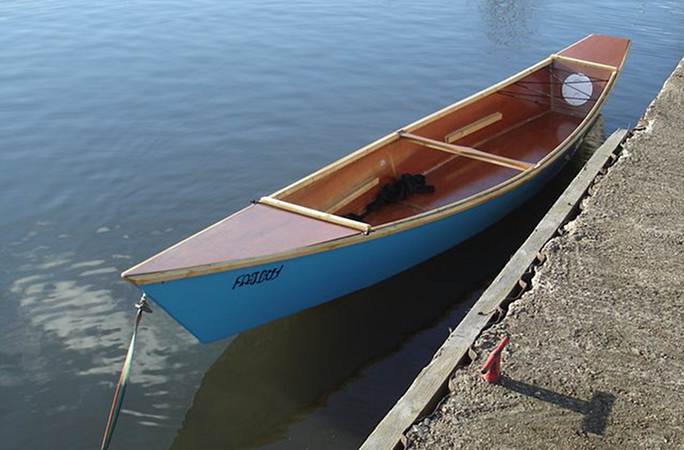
[122,34,630,343]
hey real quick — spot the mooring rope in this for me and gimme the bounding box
[100,295,152,450]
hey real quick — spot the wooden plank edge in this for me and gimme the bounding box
[359,128,629,450]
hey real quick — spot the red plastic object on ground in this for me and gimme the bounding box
[481,336,510,383]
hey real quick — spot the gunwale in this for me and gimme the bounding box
[122,36,628,286]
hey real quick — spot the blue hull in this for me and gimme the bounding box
[142,147,576,342]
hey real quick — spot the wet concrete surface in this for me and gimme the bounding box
[406,59,684,449]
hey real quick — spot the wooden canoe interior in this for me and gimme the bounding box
[123,34,629,282]
[277,59,612,227]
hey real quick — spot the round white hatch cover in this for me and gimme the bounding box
[562,73,593,106]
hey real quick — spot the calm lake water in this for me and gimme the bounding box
[1,1,682,449]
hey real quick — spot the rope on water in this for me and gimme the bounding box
[100,295,152,450]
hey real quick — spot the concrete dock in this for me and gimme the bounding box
[366,59,684,449]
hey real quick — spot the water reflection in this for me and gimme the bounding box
[0,222,222,450]
[171,235,493,449]
[479,0,539,46]
[7,239,176,385]
[576,115,606,164]
[170,259,471,448]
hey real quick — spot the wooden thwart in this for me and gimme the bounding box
[258,196,371,233]
[445,112,503,143]
[552,54,617,72]
[398,131,533,172]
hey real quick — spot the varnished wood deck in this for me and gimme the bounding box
[123,204,358,277]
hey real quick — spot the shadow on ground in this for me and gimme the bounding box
[500,376,615,435]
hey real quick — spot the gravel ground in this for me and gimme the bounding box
[406,59,684,450]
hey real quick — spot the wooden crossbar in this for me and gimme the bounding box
[398,131,533,172]
[258,196,371,233]
[551,54,617,72]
